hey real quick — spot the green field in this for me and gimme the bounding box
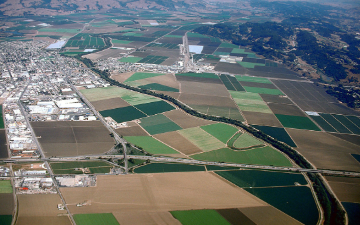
[191,147,292,167]
[112,40,133,44]
[118,57,142,63]
[245,186,318,225]
[243,86,283,95]
[332,114,360,134]
[122,93,160,106]
[138,83,179,92]
[275,114,321,131]
[309,115,337,132]
[124,136,178,154]
[139,114,182,135]
[233,133,264,149]
[38,28,81,33]
[231,48,246,54]
[0,215,12,225]
[216,170,307,188]
[319,113,352,134]
[178,127,225,151]
[0,105,4,129]
[229,91,272,113]
[0,180,12,193]
[200,123,238,144]
[235,76,272,84]
[100,106,147,123]
[252,125,297,147]
[73,213,119,225]
[125,72,165,82]
[64,33,105,49]
[135,101,175,116]
[176,72,219,79]
[171,210,231,225]
[134,163,206,173]
[80,86,130,102]
[237,61,265,68]
[165,35,183,38]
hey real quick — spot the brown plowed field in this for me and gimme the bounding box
[239,81,278,89]
[329,133,360,146]
[260,94,293,104]
[16,194,71,225]
[111,72,135,83]
[267,103,306,117]
[216,208,256,225]
[140,74,180,89]
[113,211,181,225]
[325,176,360,202]
[179,93,237,108]
[243,111,282,127]
[163,109,215,129]
[91,97,131,111]
[61,173,267,215]
[215,62,247,74]
[32,121,114,157]
[179,81,230,97]
[116,122,149,136]
[154,131,203,155]
[286,128,360,171]
[239,206,302,225]
[0,193,14,215]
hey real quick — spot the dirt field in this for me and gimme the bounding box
[84,48,129,61]
[154,131,203,155]
[329,133,360,146]
[115,122,149,136]
[239,81,278,89]
[138,74,179,89]
[61,173,267,218]
[31,121,115,157]
[243,111,283,127]
[112,211,181,225]
[16,194,71,225]
[91,97,130,111]
[260,94,293,104]
[267,103,306,117]
[0,193,14,215]
[111,72,135,83]
[179,93,238,108]
[239,206,302,225]
[325,176,360,202]
[286,128,360,171]
[179,81,230,97]
[163,109,215,129]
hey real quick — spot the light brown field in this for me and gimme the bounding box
[239,206,302,225]
[0,193,14,215]
[180,81,230,97]
[325,176,360,203]
[61,173,267,216]
[138,74,180,89]
[242,111,283,127]
[16,194,71,225]
[163,109,215,129]
[154,131,203,155]
[91,97,130,111]
[267,103,306,117]
[179,93,238,108]
[111,72,135,83]
[115,122,149,136]
[286,128,360,171]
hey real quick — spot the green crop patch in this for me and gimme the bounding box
[309,115,337,133]
[125,72,165,82]
[216,170,307,188]
[124,136,178,154]
[230,91,272,114]
[73,213,119,225]
[213,51,230,55]
[235,76,272,84]
[226,75,245,91]
[178,127,225,151]
[112,40,133,44]
[232,133,264,149]
[64,33,105,49]
[137,55,168,64]
[165,35,183,38]
[276,114,321,131]
[245,186,318,225]
[237,61,265,69]
[138,83,179,92]
[118,57,142,63]
[332,114,360,134]
[220,43,239,48]
[252,125,297,147]
[80,86,130,102]
[134,163,206,173]
[319,113,352,134]
[176,72,219,79]
[135,101,175,116]
[231,48,246,54]
[139,114,181,135]
[0,180,12,193]
[121,93,160,105]
[100,106,147,123]
[171,210,231,225]
[191,147,292,167]
[0,105,4,128]
[243,86,283,95]
[200,123,238,144]
[0,215,12,225]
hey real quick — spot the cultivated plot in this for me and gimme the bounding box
[178,127,225,151]
[200,123,239,144]
[275,114,321,131]
[139,114,182,135]
[154,131,203,155]
[123,136,178,154]
[230,91,272,114]
[163,109,215,129]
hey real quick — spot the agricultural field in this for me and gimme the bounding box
[118,57,142,63]
[154,131,203,155]
[171,209,231,225]
[230,91,272,114]
[31,121,115,157]
[16,194,72,225]
[191,147,293,167]
[139,114,182,135]
[0,130,8,158]
[163,110,215,129]
[275,114,321,131]
[0,180,12,193]
[231,133,264,149]
[50,161,113,174]
[325,176,360,203]
[123,136,179,154]
[73,213,119,225]
[137,55,168,64]
[178,127,225,151]
[342,202,360,225]
[310,113,360,135]
[146,43,179,49]
[0,105,4,128]
[200,123,239,144]
[64,33,105,49]
[100,106,147,123]
[252,125,297,147]
[133,163,206,173]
